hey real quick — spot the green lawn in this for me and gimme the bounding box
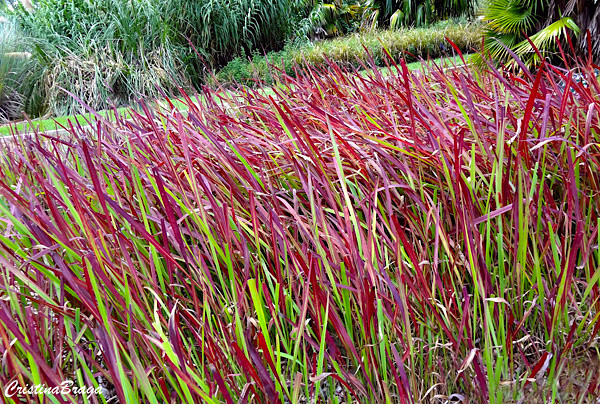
[0,54,471,136]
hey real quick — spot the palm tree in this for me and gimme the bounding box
[481,0,599,65]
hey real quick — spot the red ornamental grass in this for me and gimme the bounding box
[0,51,599,404]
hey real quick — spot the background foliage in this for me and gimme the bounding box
[297,0,479,39]
[370,0,478,29]
[0,0,480,118]
[0,19,44,122]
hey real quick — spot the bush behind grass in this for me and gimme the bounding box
[0,54,599,403]
[216,19,483,85]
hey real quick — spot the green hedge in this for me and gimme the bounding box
[216,20,483,85]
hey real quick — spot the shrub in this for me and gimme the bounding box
[0,52,599,403]
[214,47,300,86]
[216,20,483,85]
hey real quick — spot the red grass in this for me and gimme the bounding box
[0,52,599,403]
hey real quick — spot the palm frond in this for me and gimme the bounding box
[389,8,404,29]
[484,0,536,34]
[513,16,579,63]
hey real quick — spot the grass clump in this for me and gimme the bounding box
[0,52,599,403]
[216,19,482,85]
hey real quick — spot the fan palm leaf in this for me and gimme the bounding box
[480,0,591,66]
[484,0,537,34]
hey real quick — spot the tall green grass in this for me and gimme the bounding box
[8,0,299,116]
[0,52,599,403]
[0,19,44,122]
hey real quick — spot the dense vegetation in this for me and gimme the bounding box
[298,0,478,38]
[1,0,598,121]
[0,51,598,403]
[1,2,599,402]
[0,0,481,120]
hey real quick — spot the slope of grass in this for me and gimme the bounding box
[0,54,598,404]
